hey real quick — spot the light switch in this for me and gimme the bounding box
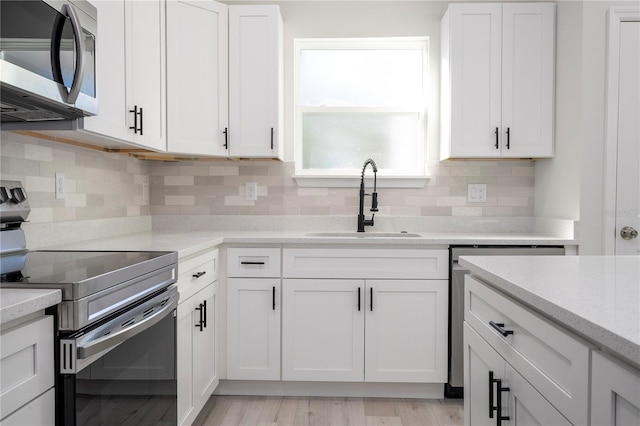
[467,183,487,203]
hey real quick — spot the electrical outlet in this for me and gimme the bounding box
[467,183,487,203]
[245,182,258,201]
[55,173,65,200]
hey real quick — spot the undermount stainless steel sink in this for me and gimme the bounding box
[305,232,422,238]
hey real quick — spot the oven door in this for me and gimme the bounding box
[57,287,178,426]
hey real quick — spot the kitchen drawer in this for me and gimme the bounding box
[1,388,54,425]
[178,249,218,302]
[465,275,589,426]
[227,248,281,278]
[0,315,54,420]
[283,248,448,279]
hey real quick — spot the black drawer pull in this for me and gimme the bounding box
[357,287,361,311]
[223,127,228,149]
[270,127,274,150]
[272,286,276,310]
[241,261,265,265]
[192,271,206,279]
[489,321,514,337]
[195,303,204,331]
[494,127,499,149]
[202,300,207,328]
[370,287,373,312]
[505,127,510,149]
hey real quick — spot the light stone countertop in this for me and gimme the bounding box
[1,288,61,325]
[459,255,640,369]
[44,230,573,258]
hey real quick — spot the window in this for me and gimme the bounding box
[294,38,429,186]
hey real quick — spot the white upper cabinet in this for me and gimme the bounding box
[440,2,555,159]
[83,0,167,152]
[166,0,228,156]
[228,5,283,159]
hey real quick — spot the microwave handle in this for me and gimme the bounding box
[50,4,86,104]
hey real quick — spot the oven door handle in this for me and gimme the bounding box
[75,289,179,360]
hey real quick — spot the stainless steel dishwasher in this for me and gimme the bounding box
[445,245,565,398]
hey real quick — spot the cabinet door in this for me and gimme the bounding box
[282,279,365,382]
[81,0,131,143]
[166,0,228,156]
[227,278,281,380]
[0,388,54,426]
[176,297,195,426]
[448,3,502,158]
[463,323,506,426]
[501,3,555,158]
[125,0,166,151]
[228,5,282,158]
[591,351,640,426]
[506,364,571,425]
[193,283,218,412]
[365,280,448,383]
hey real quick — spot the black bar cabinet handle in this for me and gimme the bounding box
[223,127,228,149]
[272,286,276,310]
[139,107,144,135]
[129,106,139,133]
[489,371,495,418]
[489,321,514,337]
[496,378,510,425]
[192,271,206,279]
[202,300,207,328]
[370,287,373,312]
[241,261,265,265]
[505,127,510,149]
[195,303,203,331]
[494,127,499,149]
[270,127,274,150]
[357,287,361,311]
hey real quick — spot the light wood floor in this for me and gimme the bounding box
[193,396,463,426]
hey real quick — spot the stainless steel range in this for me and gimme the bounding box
[0,180,179,425]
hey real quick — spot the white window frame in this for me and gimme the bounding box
[293,37,430,188]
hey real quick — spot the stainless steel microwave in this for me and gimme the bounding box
[0,0,97,123]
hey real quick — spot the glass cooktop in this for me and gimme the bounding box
[0,250,178,299]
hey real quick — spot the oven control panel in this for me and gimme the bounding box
[0,180,30,224]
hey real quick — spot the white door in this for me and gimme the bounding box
[365,280,448,383]
[591,351,640,426]
[501,3,555,158]
[449,3,502,158]
[605,12,640,254]
[506,364,572,425]
[166,0,228,156]
[463,323,506,426]
[193,284,217,411]
[228,5,281,158]
[226,278,280,380]
[125,0,166,151]
[176,297,195,426]
[282,279,365,382]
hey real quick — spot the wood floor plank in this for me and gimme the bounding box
[273,396,310,426]
[197,396,463,426]
[392,398,440,426]
[431,399,464,426]
[365,415,403,425]
[329,397,366,426]
[363,398,398,417]
[308,397,332,426]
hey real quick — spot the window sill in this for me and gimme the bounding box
[293,175,430,188]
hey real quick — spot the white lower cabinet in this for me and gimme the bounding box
[226,278,281,380]
[464,324,570,425]
[282,278,448,383]
[177,250,219,426]
[591,351,640,426]
[0,315,54,423]
[282,279,365,382]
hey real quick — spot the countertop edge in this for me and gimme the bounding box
[1,288,62,326]
[459,257,640,369]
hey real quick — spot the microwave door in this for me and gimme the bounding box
[51,3,86,104]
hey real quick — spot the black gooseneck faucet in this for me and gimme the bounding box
[358,158,378,232]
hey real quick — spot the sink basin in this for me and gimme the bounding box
[305,232,422,238]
